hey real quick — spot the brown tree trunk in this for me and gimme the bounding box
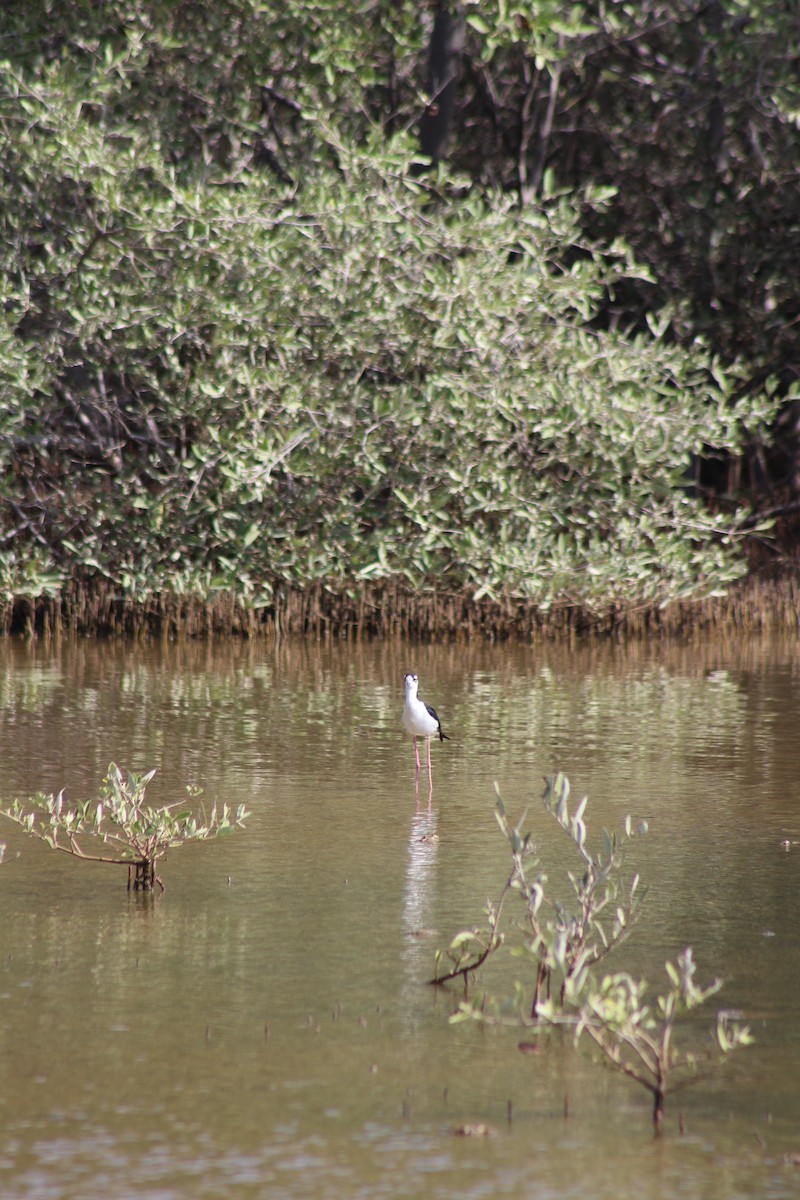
[418,3,465,167]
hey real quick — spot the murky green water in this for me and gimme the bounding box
[0,635,799,1198]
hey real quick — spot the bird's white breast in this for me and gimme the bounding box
[403,696,439,738]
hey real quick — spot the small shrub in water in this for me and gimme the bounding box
[0,763,249,892]
[564,948,753,1132]
[432,773,646,1014]
[436,774,751,1131]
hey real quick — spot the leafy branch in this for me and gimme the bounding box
[564,949,753,1132]
[437,774,752,1132]
[0,764,249,892]
[432,773,646,1016]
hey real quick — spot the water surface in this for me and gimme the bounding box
[0,635,799,1198]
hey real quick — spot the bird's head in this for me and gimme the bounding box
[404,672,419,695]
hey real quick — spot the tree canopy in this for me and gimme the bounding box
[1,2,796,630]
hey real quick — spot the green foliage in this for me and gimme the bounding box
[437,774,751,1131]
[0,80,777,614]
[0,2,786,621]
[435,774,646,1012]
[567,948,753,1131]
[0,764,248,891]
[452,2,800,387]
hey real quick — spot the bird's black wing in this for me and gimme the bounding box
[424,701,450,742]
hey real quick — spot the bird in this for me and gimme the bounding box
[402,672,449,793]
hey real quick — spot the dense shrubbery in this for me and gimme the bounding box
[0,3,793,626]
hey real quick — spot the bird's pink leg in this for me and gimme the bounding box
[427,736,433,793]
[414,736,421,791]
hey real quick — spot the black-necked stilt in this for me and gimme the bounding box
[402,672,449,792]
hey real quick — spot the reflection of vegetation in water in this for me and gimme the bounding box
[456,663,748,772]
[0,661,63,713]
[0,636,794,805]
[0,886,274,1104]
[0,639,787,1159]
